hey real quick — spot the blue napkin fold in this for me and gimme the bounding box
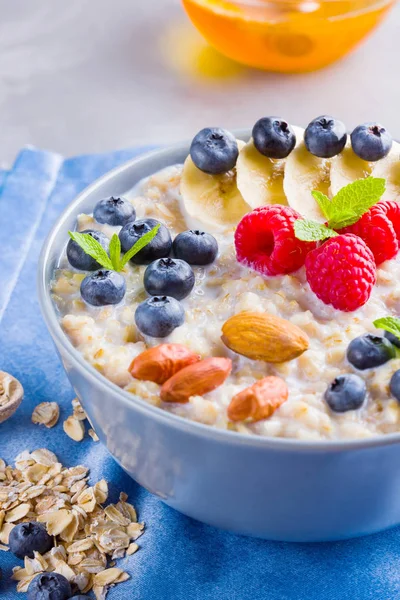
[1,146,400,600]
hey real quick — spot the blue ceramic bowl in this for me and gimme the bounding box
[38,136,400,542]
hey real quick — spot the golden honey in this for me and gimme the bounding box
[182,0,394,72]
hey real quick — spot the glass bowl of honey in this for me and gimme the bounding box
[182,0,394,72]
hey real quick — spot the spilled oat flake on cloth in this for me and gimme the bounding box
[0,449,143,599]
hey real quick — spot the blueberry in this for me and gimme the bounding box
[252,117,296,159]
[173,230,218,265]
[135,295,184,337]
[67,229,110,271]
[351,122,392,161]
[346,333,396,370]
[390,370,400,402]
[384,330,400,348]
[119,218,172,264]
[324,374,366,412]
[27,573,71,600]
[190,127,238,174]
[144,258,195,300]
[304,116,347,158]
[93,196,136,226]
[69,597,92,600]
[80,269,126,306]
[9,522,53,559]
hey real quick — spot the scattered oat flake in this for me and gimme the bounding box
[126,542,139,556]
[53,558,76,581]
[1,450,143,597]
[94,568,125,586]
[72,397,87,421]
[114,571,130,583]
[32,402,60,428]
[88,428,99,442]
[127,522,144,540]
[77,487,97,513]
[0,523,15,544]
[38,509,74,536]
[5,503,31,522]
[93,480,108,504]
[30,448,58,466]
[16,574,37,593]
[63,416,85,442]
[105,505,130,526]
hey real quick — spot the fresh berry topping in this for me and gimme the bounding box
[67,229,109,271]
[304,116,347,158]
[338,203,398,265]
[144,258,195,300]
[235,205,316,276]
[80,270,126,306]
[390,369,400,402]
[379,200,400,241]
[93,196,136,226]
[27,573,71,600]
[173,230,218,265]
[69,597,92,600]
[190,127,238,174]
[305,234,376,312]
[9,522,53,559]
[346,333,395,370]
[119,218,171,264]
[384,330,400,348]
[324,374,366,412]
[351,123,392,161]
[252,117,296,159]
[135,296,185,338]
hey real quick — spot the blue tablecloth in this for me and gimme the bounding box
[1,146,400,600]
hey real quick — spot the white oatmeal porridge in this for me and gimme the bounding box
[52,121,400,441]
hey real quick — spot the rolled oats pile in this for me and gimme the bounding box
[0,448,144,599]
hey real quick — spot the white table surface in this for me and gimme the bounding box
[0,0,399,164]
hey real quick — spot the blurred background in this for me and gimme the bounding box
[0,0,398,164]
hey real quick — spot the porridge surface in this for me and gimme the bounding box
[52,165,400,441]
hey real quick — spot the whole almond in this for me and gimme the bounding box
[228,376,288,422]
[129,344,201,385]
[160,357,232,403]
[221,311,309,363]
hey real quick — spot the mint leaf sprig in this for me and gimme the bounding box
[294,176,386,242]
[294,220,338,242]
[373,316,400,343]
[68,224,160,272]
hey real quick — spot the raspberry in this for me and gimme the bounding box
[338,203,398,265]
[379,200,400,241]
[305,234,376,312]
[234,205,316,276]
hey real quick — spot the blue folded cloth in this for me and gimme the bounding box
[0,146,399,600]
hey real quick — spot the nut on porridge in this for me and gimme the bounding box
[52,118,400,441]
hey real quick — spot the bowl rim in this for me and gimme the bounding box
[38,137,400,453]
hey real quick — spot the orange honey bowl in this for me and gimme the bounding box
[182,0,395,72]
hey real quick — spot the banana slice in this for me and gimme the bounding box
[180,145,250,232]
[329,142,372,196]
[236,126,304,209]
[236,142,287,208]
[283,139,330,222]
[371,141,400,201]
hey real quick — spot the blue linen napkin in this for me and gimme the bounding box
[1,147,400,600]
